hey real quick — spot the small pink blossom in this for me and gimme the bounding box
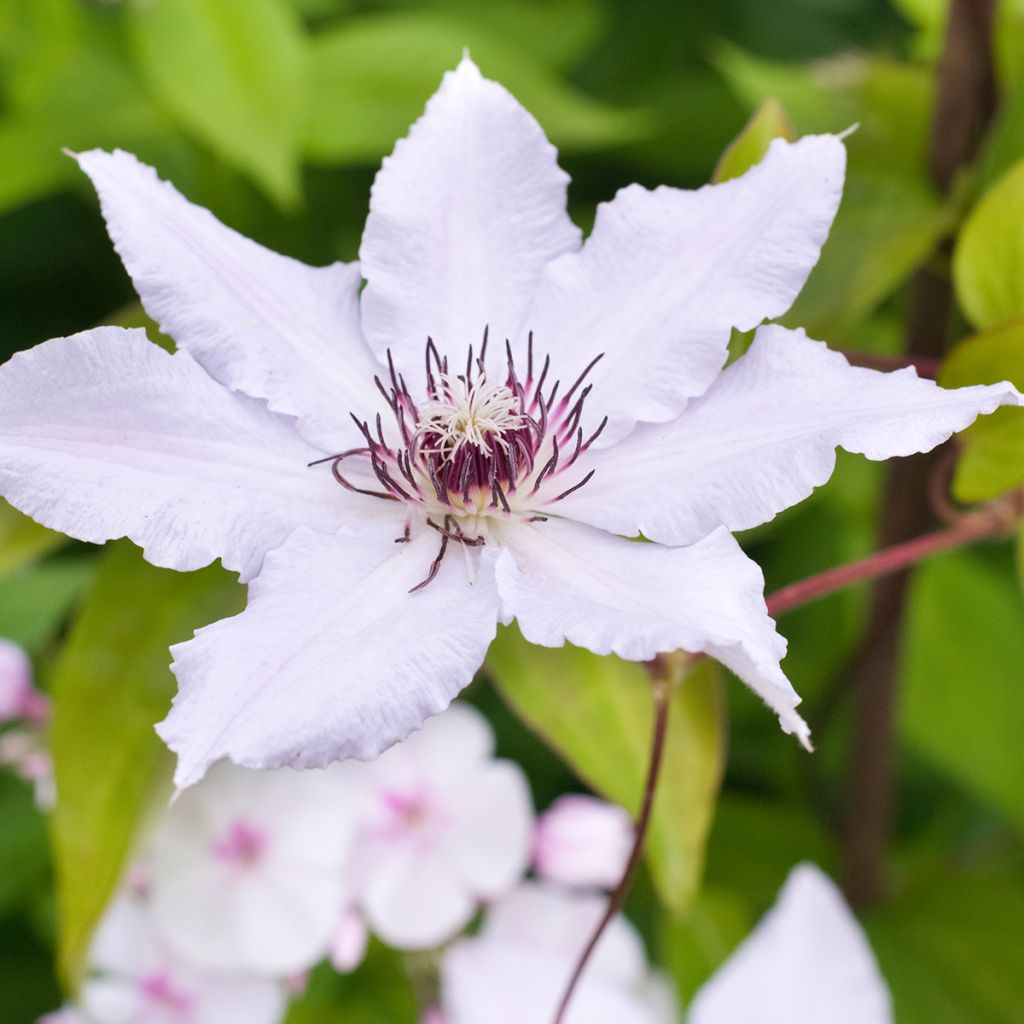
[334,702,533,949]
[329,907,369,973]
[0,638,44,723]
[534,794,633,890]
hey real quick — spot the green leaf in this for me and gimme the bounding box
[486,628,724,913]
[867,865,1024,1024]
[0,501,65,581]
[284,947,418,1024]
[0,773,51,917]
[954,158,1024,329]
[127,0,308,207]
[304,12,649,165]
[712,99,795,184]
[900,549,1024,829]
[940,319,1024,501]
[48,542,243,989]
[0,558,95,653]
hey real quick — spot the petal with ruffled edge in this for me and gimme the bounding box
[689,863,893,1024]
[527,135,846,445]
[359,56,581,385]
[75,149,380,451]
[560,325,1024,545]
[160,521,500,788]
[494,519,808,748]
[0,328,359,582]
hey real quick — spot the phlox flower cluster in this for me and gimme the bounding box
[0,638,55,809]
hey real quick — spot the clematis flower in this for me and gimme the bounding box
[533,794,633,890]
[439,881,677,1024]
[81,895,286,1024]
[145,762,354,975]
[0,58,1018,787]
[331,701,533,949]
[688,863,892,1023]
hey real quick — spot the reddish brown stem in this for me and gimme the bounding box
[551,678,671,1024]
[766,506,1011,619]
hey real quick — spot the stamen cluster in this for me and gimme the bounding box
[326,330,606,534]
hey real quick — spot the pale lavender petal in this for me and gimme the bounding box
[160,522,500,788]
[560,325,1023,545]
[76,148,380,450]
[360,56,581,385]
[0,328,363,582]
[527,135,846,444]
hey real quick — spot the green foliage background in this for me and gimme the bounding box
[1,1,1023,1021]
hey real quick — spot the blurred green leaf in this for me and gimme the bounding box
[940,319,1024,501]
[867,864,1024,1024]
[48,542,243,989]
[285,947,418,1024]
[304,12,649,165]
[954,158,1024,329]
[658,887,751,1004]
[0,558,94,653]
[127,0,308,207]
[487,629,724,913]
[712,98,795,183]
[900,550,1024,829]
[0,773,51,917]
[0,501,64,581]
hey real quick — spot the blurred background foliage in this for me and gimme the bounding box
[1,0,1024,1021]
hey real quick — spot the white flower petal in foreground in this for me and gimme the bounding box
[534,794,633,890]
[82,896,285,1024]
[688,863,892,1024]
[0,57,1019,785]
[441,881,677,1024]
[147,762,353,975]
[335,702,533,949]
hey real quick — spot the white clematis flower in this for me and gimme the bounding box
[333,701,533,949]
[81,895,286,1024]
[688,863,892,1023]
[0,57,1018,787]
[440,881,677,1024]
[146,762,354,975]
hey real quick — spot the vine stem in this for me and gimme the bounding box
[765,502,1017,620]
[551,673,673,1024]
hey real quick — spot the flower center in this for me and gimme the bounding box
[316,329,605,589]
[211,819,268,869]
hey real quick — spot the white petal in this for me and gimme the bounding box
[149,763,353,975]
[76,148,380,450]
[392,700,497,784]
[0,328,360,582]
[688,864,892,1024]
[159,521,500,788]
[0,639,34,722]
[359,57,581,384]
[363,845,476,949]
[494,519,809,747]
[442,760,534,898]
[561,325,1024,545]
[527,135,846,444]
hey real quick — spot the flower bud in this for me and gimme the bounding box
[533,795,633,890]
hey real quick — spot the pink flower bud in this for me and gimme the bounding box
[533,795,633,890]
[330,907,369,973]
[0,639,35,722]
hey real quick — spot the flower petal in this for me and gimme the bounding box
[160,522,500,788]
[528,134,846,444]
[75,148,380,450]
[560,325,1024,545]
[494,519,809,747]
[0,328,360,582]
[688,863,893,1024]
[359,56,581,384]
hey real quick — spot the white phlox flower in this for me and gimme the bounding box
[687,863,893,1023]
[331,702,533,949]
[440,881,678,1024]
[146,762,354,975]
[80,895,286,1024]
[533,794,634,890]
[0,58,1018,787]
